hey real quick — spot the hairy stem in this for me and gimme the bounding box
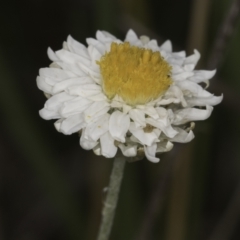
[97,154,126,240]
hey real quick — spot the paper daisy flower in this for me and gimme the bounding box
[37,29,222,163]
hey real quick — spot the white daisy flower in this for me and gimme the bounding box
[37,29,223,163]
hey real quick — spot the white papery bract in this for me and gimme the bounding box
[37,29,222,163]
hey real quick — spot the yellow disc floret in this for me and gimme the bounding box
[97,42,172,106]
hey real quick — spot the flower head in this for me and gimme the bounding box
[37,30,222,163]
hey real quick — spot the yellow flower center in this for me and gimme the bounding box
[97,42,172,106]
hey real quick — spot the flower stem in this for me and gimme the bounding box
[97,153,126,240]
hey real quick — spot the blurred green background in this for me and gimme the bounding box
[0,0,240,239]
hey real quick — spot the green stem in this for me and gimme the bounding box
[97,153,126,240]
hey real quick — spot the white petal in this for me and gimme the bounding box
[157,85,186,106]
[60,113,86,135]
[36,76,52,94]
[86,38,106,55]
[82,61,100,72]
[100,132,118,158]
[93,144,101,156]
[146,39,159,51]
[84,114,110,141]
[125,29,138,43]
[156,107,168,121]
[44,92,74,112]
[56,49,91,66]
[146,118,178,138]
[156,140,174,152]
[171,65,184,74]
[172,51,186,58]
[54,119,63,132]
[96,30,116,43]
[88,107,110,124]
[167,56,184,66]
[84,101,110,123]
[188,70,216,83]
[160,40,172,52]
[39,108,60,120]
[60,97,92,117]
[52,77,95,94]
[184,49,200,66]
[49,62,62,69]
[44,76,65,86]
[67,35,90,58]
[101,31,117,40]
[60,76,94,87]
[172,71,194,81]
[63,41,69,50]
[118,143,137,157]
[39,68,77,80]
[173,105,213,125]
[186,94,223,107]
[47,47,59,62]
[140,35,150,45]
[44,92,74,110]
[85,93,107,101]
[129,135,141,144]
[56,62,87,77]
[129,122,160,146]
[144,144,159,163]
[104,42,113,52]
[109,111,130,143]
[88,45,102,62]
[67,35,87,49]
[184,64,195,72]
[137,105,159,119]
[177,80,212,98]
[110,95,125,108]
[129,109,146,127]
[170,128,195,143]
[77,63,102,84]
[66,84,102,97]
[80,129,98,150]
[122,104,132,114]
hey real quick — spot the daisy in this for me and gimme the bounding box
[37,29,222,163]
